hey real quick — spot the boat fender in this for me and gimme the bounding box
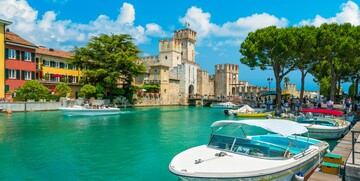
[292,172,304,181]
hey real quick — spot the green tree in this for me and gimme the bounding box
[95,84,105,98]
[240,26,297,108]
[69,34,146,103]
[315,23,358,101]
[80,84,96,98]
[14,80,50,101]
[290,26,319,107]
[55,83,71,97]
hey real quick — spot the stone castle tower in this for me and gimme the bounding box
[137,28,203,105]
[214,64,239,98]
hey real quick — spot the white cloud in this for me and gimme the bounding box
[145,23,167,37]
[299,1,360,26]
[0,1,167,50]
[117,2,135,25]
[179,6,288,46]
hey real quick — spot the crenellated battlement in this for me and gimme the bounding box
[215,63,239,73]
[159,38,182,52]
[138,55,160,66]
[174,28,196,42]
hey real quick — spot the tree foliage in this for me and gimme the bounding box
[241,24,360,105]
[80,84,96,98]
[240,26,297,108]
[14,80,50,101]
[55,83,71,97]
[69,34,146,103]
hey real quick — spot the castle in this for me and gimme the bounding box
[134,28,268,106]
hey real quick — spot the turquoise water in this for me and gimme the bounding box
[0,107,337,180]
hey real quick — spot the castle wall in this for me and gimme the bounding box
[158,39,182,68]
[214,64,239,98]
[197,69,213,96]
[174,29,196,63]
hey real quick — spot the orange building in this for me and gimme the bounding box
[4,29,37,93]
[0,19,12,98]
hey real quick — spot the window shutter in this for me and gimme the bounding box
[5,69,8,79]
[16,50,20,60]
[21,70,25,80]
[21,51,24,61]
[31,72,35,80]
[5,85,9,94]
[16,70,20,80]
[5,48,8,59]
[31,53,35,62]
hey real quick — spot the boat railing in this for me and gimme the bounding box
[351,130,360,165]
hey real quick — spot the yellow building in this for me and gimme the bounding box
[35,46,83,98]
[0,19,12,98]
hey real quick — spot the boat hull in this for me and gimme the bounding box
[59,107,121,116]
[306,126,349,139]
[236,112,273,118]
[170,144,327,181]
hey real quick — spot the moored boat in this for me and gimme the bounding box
[296,108,351,139]
[169,119,329,180]
[236,112,274,118]
[210,102,241,109]
[59,105,121,116]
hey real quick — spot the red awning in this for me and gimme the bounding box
[300,108,343,117]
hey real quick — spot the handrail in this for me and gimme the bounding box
[351,130,360,164]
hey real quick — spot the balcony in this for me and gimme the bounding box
[144,80,161,85]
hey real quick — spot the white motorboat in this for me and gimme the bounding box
[297,109,351,139]
[169,119,329,180]
[59,105,121,116]
[210,102,241,109]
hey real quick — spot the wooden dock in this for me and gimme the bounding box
[309,122,360,181]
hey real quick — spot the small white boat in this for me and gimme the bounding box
[210,102,241,109]
[169,119,329,180]
[297,109,351,139]
[59,105,121,116]
[224,104,266,116]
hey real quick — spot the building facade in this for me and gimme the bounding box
[4,29,37,93]
[0,19,12,98]
[35,46,83,98]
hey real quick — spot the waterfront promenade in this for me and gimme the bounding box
[309,122,360,181]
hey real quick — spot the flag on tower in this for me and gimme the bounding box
[184,22,190,27]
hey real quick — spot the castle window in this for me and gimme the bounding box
[165,56,167,60]
[164,89,167,93]
[177,56,179,60]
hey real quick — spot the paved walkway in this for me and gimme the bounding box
[309,122,360,181]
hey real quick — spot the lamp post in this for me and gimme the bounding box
[313,78,321,107]
[267,78,273,91]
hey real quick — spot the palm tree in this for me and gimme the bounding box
[284,77,290,90]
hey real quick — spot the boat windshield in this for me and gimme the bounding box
[297,116,339,127]
[208,134,305,159]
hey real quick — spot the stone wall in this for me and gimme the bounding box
[0,102,61,112]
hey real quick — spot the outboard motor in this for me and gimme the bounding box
[224,110,230,115]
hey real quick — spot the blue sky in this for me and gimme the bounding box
[0,0,358,91]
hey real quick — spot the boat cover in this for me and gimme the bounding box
[211,119,308,137]
[236,104,255,113]
[300,108,343,117]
